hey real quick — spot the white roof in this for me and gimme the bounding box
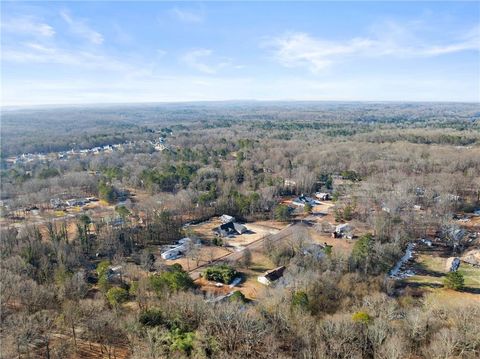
[177,237,192,244]
[336,223,352,232]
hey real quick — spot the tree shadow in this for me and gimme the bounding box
[412,262,445,278]
[400,281,480,294]
[402,281,443,290]
[249,265,270,273]
[460,286,480,294]
[310,212,328,217]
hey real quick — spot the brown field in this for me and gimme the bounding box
[2,199,118,241]
[309,229,355,255]
[162,245,232,271]
[195,247,274,300]
[236,249,275,299]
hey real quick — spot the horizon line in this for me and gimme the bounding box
[2,98,479,110]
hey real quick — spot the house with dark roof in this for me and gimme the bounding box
[292,194,320,207]
[213,222,248,237]
[257,266,286,286]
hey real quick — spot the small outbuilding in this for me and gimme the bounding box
[257,266,286,286]
[333,223,353,238]
[315,192,331,201]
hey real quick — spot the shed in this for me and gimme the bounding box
[315,192,331,201]
[257,266,286,286]
[335,223,352,234]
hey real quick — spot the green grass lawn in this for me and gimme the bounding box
[406,253,480,290]
[458,264,480,288]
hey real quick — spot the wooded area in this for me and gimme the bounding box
[1,102,479,358]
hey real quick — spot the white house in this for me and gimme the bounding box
[177,237,192,245]
[161,245,185,260]
[292,194,320,207]
[315,192,331,200]
[335,223,352,234]
[220,214,235,224]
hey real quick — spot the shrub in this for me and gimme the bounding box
[168,328,195,355]
[292,291,309,310]
[341,170,361,181]
[324,245,333,256]
[202,264,237,284]
[129,280,138,296]
[352,311,372,324]
[304,203,313,214]
[149,266,194,293]
[38,167,60,179]
[96,260,111,277]
[274,204,291,221]
[351,234,373,267]
[139,308,164,327]
[96,260,111,292]
[98,181,116,203]
[269,245,295,266]
[444,271,464,290]
[115,205,131,219]
[79,214,91,226]
[98,274,110,293]
[212,237,223,246]
[170,263,184,272]
[106,287,129,306]
[343,205,354,220]
[241,248,252,267]
[229,290,247,303]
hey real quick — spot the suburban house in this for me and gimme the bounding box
[257,266,286,286]
[214,222,248,237]
[161,238,201,260]
[220,214,235,224]
[66,198,87,207]
[292,194,320,207]
[315,192,331,200]
[333,223,353,238]
[161,245,186,260]
[233,223,248,234]
[177,237,198,245]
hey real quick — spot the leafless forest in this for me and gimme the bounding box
[1,102,480,358]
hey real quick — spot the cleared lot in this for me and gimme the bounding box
[158,217,284,273]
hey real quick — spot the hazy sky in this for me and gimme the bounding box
[1,1,479,106]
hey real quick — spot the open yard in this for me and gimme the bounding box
[194,246,275,300]
[157,217,285,277]
[404,251,480,295]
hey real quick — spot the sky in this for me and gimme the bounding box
[1,1,479,106]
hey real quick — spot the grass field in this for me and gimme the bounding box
[405,252,480,295]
